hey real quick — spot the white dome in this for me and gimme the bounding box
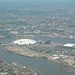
[13,39,36,45]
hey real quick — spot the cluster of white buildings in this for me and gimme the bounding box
[52,54,68,60]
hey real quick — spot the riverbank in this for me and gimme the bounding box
[2,45,75,73]
[2,45,58,62]
[0,46,75,75]
[0,60,38,75]
[3,46,47,58]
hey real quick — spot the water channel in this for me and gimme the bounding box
[0,36,75,75]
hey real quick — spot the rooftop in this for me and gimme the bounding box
[13,39,37,45]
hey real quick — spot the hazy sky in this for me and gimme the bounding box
[0,0,74,4]
[0,0,75,3]
[0,0,75,8]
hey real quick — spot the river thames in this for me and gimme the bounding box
[0,36,75,75]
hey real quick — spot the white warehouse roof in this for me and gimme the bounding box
[13,39,37,45]
[63,43,75,47]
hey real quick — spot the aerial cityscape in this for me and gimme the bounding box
[0,0,75,75]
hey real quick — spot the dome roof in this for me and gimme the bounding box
[13,39,36,45]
